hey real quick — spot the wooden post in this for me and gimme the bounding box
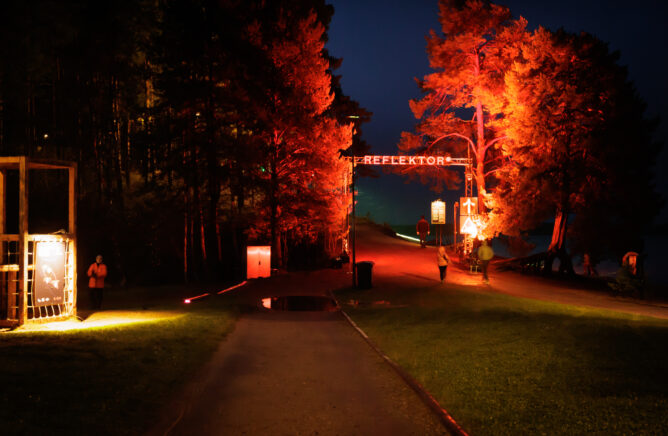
[68,165,77,317]
[18,157,28,325]
[0,169,5,235]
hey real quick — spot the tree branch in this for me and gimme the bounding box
[427,133,475,152]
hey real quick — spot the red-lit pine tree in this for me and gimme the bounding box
[248,9,352,267]
[488,28,662,273]
[400,0,528,206]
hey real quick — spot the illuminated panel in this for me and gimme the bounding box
[431,200,446,224]
[460,217,478,238]
[34,241,66,307]
[247,246,271,279]
[459,197,478,216]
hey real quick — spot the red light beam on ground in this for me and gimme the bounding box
[217,280,247,295]
[396,233,421,243]
[183,293,210,304]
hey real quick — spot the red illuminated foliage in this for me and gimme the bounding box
[400,0,528,204]
[488,29,662,271]
[247,9,352,267]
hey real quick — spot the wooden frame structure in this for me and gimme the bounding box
[0,156,77,327]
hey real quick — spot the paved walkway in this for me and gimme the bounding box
[151,224,668,435]
[356,223,668,320]
[150,270,447,435]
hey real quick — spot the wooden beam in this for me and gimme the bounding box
[18,157,28,325]
[68,165,78,318]
[0,170,5,235]
[0,157,76,171]
[68,165,77,235]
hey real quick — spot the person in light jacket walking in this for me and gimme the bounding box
[477,240,494,284]
[437,246,451,283]
[87,254,107,309]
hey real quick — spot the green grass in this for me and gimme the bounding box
[0,285,238,435]
[337,285,668,435]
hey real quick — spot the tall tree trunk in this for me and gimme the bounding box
[546,135,575,275]
[270,143,279,268]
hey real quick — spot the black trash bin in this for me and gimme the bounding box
[355,261,374,289]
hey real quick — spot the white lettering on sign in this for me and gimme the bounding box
[354,155,467,166]
[461,197,478,215]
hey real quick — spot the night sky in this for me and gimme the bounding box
[326,0,668,226]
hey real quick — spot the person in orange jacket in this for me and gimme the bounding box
[87,254,107,309]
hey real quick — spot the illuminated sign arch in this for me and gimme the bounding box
[353,155,471,167]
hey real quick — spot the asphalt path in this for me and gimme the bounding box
[356,222,668,320]
[150,269,447,436]
[150,223,668,436]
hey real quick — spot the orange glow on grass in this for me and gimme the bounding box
[11,311,183,332]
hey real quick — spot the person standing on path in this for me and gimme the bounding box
[583,253,598,276]
[416,215,430,248]
[477,240,494,284]
[437,245,451,283]
[87,254,107,309]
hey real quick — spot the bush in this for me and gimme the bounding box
[609,266,646,298]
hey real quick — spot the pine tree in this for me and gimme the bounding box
[400,0,527,207]
[489,28,662,272]
[248,8,352,267]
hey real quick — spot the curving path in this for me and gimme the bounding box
[356,222,668,320]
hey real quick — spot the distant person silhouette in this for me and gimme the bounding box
[477,240,494,284]
[583,253,598,276]
[416,215,430,248]
[87,254,107,309]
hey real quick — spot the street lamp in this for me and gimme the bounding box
[347,115,360,288]
[453,201,459,251]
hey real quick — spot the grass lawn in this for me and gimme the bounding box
[337,284,668,435]
[0,284,238,435]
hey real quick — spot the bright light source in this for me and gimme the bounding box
[37,241,65,259]
[261,298,272,309]
[461,216,479,238]
[431,200,446,224]
[182,293,209,304]
[445,156,452,162]
[396,233,421,243]
[43,133,49,139]
[247,246,271,278]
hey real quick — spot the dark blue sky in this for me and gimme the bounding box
[326,0,668,225]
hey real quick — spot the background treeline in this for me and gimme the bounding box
[401,0,662,273]
[0,0,370,284]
